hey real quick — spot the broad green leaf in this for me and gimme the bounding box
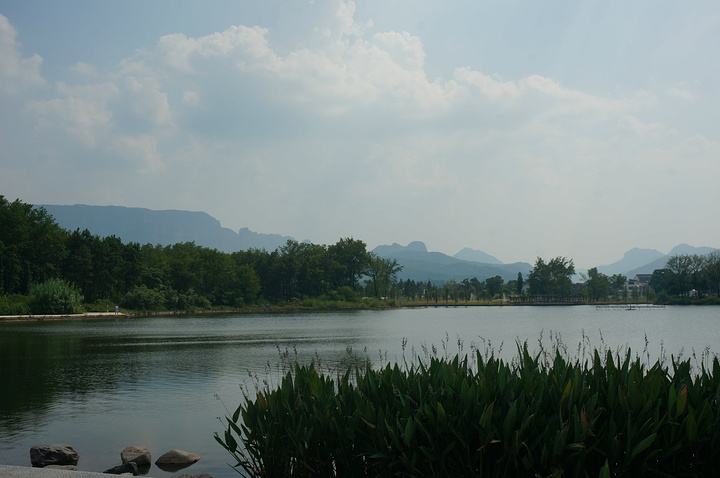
[599,459,611,478]
[479,402,494,428]
[630,433,657,460]
[403,417,417,447]
[686,408,698,442]
[676,385,688,418]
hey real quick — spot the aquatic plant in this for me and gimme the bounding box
[216,341,720,477]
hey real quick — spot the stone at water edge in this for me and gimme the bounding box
[30,444,79,467]
[121,445,151,466]
[103,461,138,475]
[155,449,201,465]
[45,465,78,471]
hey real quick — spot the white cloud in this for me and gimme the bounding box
[123,75,172,125]
[26,82,118,147]
[70,62,99,77]
[3,2,720,267]
[665,87,698,102]
[114,134,164,173]
[0,13,44,92]
[182,90,199,106]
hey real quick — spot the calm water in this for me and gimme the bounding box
[1,305,719,477]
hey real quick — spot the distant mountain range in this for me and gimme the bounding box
[41,204,717,283]
[593,244,718,277]
[42,204,294,253]
[372,242,532,283]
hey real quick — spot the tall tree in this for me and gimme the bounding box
[327,238,370,290]
[666,254,703,297]
[0,197,67,294]
[584,267,611,301]
[528,257,575,296]
[703,251,720,297]
[516,272,524,295]
[485,275,504,298]
[365,254,403,298]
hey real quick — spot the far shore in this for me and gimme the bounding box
[0,306,391,323]
[0,301,661,323]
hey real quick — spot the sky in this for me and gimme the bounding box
[1,0,719,268]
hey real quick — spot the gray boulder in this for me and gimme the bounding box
[156,449,201,465]
[30,444,79,468]
[121,445,151,466]
[103,461,138,475]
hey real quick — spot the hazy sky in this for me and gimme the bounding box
[1,1,718,268]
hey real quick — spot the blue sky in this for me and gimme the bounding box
[1,0,718,268]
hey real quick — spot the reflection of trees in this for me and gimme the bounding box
[0,324,128,430]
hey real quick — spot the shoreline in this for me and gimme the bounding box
[0,306,396,323]
[0,312,132,322]
[0,302,646,323]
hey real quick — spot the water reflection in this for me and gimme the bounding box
[1,307,719,476]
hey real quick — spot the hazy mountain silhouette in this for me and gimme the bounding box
[623,244,718,277]
[596,248,665,276]
[453,247,502,264]
[372,242,531,283]
[42,204,293,253]
[41,204,717,281]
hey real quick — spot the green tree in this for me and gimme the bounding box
[485,275,504,298]
[703,251,720,297]
[0,197,67,294]
[528,257,575,296]
[516,272,524,295]
[469,277,483,300]
[365,254,403,298]
[584,267,611,301]
[327,238,370,291]
[610,274,627,298]
[666,254,703,297]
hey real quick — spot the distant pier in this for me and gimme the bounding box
[596,304,666,311]
[508,295,585,306]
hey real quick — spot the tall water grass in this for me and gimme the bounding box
[216,333,720,477]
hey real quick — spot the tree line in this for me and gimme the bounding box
[0,197,403,312]
[2,196,719,313]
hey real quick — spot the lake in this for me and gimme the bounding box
[1,305,719,477]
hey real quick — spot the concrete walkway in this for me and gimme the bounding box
[0,465,149,477]
[0,312,130,322]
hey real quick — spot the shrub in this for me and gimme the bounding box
[0,294,31,315]
[29,278,83,315]
[217,346,720,477]
[121,285,167,311]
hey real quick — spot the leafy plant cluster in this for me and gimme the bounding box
[0,197,401,312]
[218,346,720,477]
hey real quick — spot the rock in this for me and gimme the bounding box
[103,461,138,475]
[121,445,151,466]
[30,444,79,468]
[155,449,201,465]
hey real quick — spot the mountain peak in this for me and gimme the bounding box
[453,247,502,265]
[668,243,716,256]
[406,241,427,252]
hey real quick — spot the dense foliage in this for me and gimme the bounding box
[217,347,720,477]
[29,278,83,315]
[0,197,402,312]
[2,196,719,312]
